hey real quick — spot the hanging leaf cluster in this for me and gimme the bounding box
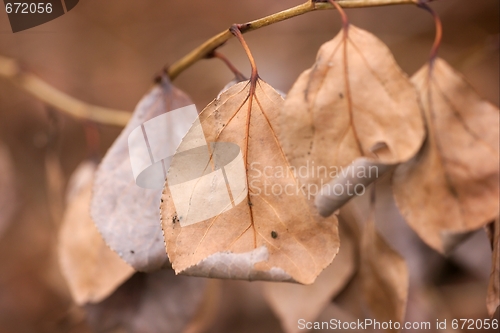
[52,2,499,333]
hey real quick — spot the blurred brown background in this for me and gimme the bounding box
[0,1,498,332]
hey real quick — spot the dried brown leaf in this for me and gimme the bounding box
[0,142,17,238]
[91,76,193,271]
[280,24,424,180]
[487,216,500,317]
[85,270,207,333]
[393,58,500,253]
[262,223,356,333]
[161,79,339,284]
[58,161,134,305]
[360,216,409,333]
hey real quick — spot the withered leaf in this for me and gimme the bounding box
[0,142,17,238]
[280,24,425,184]
[262,223,356,333]
[85,269,208,333]
[487,216,499,317]
[91,76,193,271]
[360,216,409,333]
[393,58,500,253]
[58,161,134,305]
[161,79,339,284]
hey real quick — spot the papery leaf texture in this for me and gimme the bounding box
[393,59,499,253]
[161,79,340,284]
[91,76,193,271]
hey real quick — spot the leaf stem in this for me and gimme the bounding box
[417,1,442,63]
[230,25,259,80]
[166,0,422,80]
[209,51,247,82]
[329,0,350,29]
[0,0,427,128]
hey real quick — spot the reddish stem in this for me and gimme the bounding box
[209,51,247,82]
[229,25,259,82]
[328,0,349,30]
[417,1,442,65]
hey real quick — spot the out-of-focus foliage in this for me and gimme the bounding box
[0,1,498,333]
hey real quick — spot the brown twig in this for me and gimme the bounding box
[0,55,131,127]
[0,0,426,127]
[166,0,422,80]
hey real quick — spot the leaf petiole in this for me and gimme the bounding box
[230,25,259,82]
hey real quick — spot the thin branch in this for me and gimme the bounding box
[166,0,420,80]
[0,55,131,127]
[0,0,425,126]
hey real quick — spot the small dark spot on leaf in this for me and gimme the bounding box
[271,231,278,239]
